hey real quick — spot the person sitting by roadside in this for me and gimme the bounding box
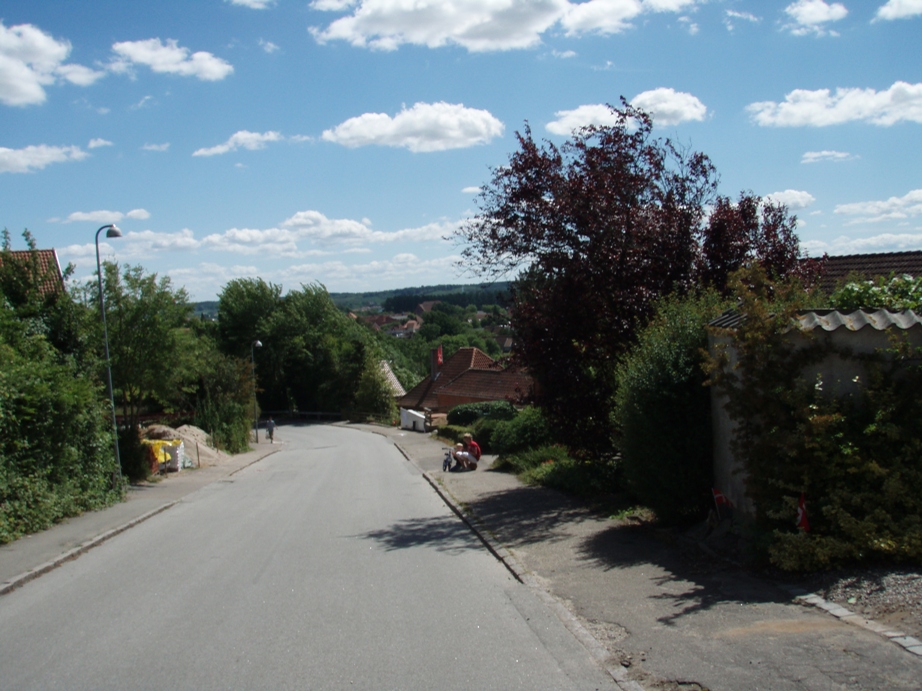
[462,433,481,466]
[451,443,477,471]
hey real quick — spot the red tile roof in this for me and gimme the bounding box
[397,346,526,411]
[819,251,922,292]
[0,249,65,298]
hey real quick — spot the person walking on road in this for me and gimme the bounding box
[266,416,276,443]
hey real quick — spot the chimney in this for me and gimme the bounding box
[430,346,442,381]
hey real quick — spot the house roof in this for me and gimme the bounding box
[379,360,406,398]
[416,300,441,313]
[0,249,65,298]
[819,251,922,292]
[436,367,532,402]
[397,346,498,410]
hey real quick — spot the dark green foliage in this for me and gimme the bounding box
[117,427,148,484]
[614,292,728,524]
[495,445,618,498]
[192,351,254,454]
[350,357,398,422]
[490,406,553,455]
[447,400,518,426]
[707,265,922,571]
[0,326,120,543]
[471,418,500,452]
[437,425,472,445]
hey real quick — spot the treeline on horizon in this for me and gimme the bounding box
[195,281,513,315]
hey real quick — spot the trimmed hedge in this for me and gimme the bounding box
[447,400,518,426]
[613,292,726,524]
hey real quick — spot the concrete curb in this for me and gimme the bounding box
[0,447,280,597]
[779,584,922,658]
[0,502,177,596]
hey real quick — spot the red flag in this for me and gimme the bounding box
[437,344,443,366]
[797,492,810,532]
[712,488,731,507]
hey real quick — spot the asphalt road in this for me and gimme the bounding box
[0,424,616,691]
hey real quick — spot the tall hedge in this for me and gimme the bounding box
[613,292,727,524]
[0,332,120,543]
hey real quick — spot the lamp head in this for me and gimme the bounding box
[106,225,122,239]
[253,340,263,348]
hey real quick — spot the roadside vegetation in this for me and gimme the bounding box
[448,102,920,572]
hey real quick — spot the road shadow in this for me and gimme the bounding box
[354,514,484,555]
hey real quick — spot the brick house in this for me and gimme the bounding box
[397,346,532,414]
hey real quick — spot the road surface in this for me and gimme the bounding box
[0,424,616,690]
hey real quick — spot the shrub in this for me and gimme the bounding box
[613,291,727,524]
[496,445,619,499]
[490,406,553,454]
[829,273,922,312]
[471,417,501,453]
[437,424,471,445]
[707,265,922,571]
[447,400,518,426]
[0,338,121,544]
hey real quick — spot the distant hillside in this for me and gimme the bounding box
[329,281,512,312]
[193,282,513,316]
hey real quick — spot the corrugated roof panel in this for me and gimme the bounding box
[796,309,922,332]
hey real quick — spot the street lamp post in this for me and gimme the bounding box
[251,340,262,442]
[95,224,123,488]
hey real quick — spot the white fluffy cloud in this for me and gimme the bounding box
[834,188,922,224]
[546,89,706,134]
[64,208,151,223]
[110,38,233,81]
[875,0,922,20]
[0,21,105,106]
[281,210,458,244]
[630,88,707,125]
[0,144,87,173]
[88,138,113,149]
[311,0,700,52]
[783,0,848,36]
[227,0,276,7]
[193,130,283,156]
[747,81,922,126]
[142,142,170,152]
[765,189,816,209]
[801,150,854,163]
[322,102,504,152]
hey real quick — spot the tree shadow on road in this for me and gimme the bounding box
[354,514,484,555]
[577,521,789,626]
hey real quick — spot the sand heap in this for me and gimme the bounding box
[140,424,231,468]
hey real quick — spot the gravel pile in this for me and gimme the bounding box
[807,567,922,638]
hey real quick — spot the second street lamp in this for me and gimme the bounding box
[95,224,123,489]
[251,339,262,443]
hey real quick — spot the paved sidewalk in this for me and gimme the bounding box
[358,423,922,691]
[0,439,281,594]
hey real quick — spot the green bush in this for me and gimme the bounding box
[447,400,518,426]
[495,445,618,499]
[437,424,471,445]
[490,406,552,454]
[0,339,121,544]
[613,292,727,525]
[829,273,922,311]
[707,265,922,571]
[471,417,501,453]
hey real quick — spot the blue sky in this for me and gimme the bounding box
[1,0,920,300]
